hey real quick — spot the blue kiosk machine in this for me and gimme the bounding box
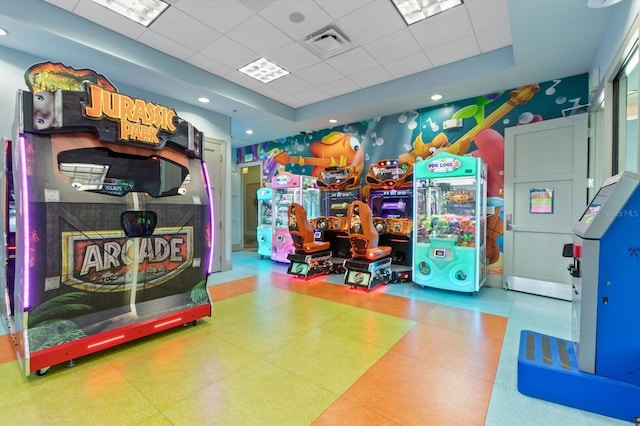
[517,172,640,422]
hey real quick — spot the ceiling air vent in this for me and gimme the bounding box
[304,25,353,59]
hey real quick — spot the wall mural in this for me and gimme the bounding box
[237,73,589,276]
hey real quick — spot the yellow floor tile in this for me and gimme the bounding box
[162,359,339,426]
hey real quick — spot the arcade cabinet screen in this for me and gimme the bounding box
[322,188,360,217]
[370,189,412,218]
[578,183,615,224]
[58,148,189,197]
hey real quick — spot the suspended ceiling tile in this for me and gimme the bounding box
[326,47,379,77]
[315,0,375,20]
[296,62,344,86]
[364,28,423,65]
[318,77,360,97]
[409,5,475,51]
[226,15,291,56]
[137,30,196,61]
[476,23,513,53]
[267,42,322,73]
[174,0,254,34]
[336,0,405,45]
[200,36,258,70]
[266,74,315,97]
[260,0,334,41]
[349,65,394,88]
[383,52,434,79]
[466,0,510,32]
[185,52,234,76]
[426,35,481,68]
[72,0,147,40]
[149,6,221,52]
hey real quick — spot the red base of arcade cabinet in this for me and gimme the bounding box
[26,303,211,375]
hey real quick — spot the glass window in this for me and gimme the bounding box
[58,147,190,197]
[614,42,639,174]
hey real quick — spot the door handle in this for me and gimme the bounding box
[506,213,513,231]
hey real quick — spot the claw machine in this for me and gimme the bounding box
[256,187,272,258]
[271,172,318,263]
[413,153,487,293]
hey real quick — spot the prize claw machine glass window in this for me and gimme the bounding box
[416,177,478,246]
[273,188,296,228]
[259,194,273,226]
[58,148,190,198]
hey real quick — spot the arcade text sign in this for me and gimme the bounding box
[61,227,193,291]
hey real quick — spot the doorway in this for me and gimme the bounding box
[242,164,261,252]
[503,114,588,300]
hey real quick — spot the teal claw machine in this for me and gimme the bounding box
[412,153,487,293]
[256,187,272,258]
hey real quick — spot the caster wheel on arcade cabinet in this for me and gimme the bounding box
[36,367,51,376]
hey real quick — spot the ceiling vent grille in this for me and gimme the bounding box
[304,25,353,59]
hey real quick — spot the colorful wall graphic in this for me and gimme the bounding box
[237,74,589,276]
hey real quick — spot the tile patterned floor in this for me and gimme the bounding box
[0,251,631,425]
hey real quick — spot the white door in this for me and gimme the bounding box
[503,114,588,300]
[230,166,242,251]
[204,139,224,272]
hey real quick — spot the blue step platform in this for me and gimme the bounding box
[517,330,640,423]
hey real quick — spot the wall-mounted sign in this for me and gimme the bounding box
[530,188,554,214]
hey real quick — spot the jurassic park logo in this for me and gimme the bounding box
[24,61,177,146]
[84,84,177,145]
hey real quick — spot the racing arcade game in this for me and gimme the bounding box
[517,172,640,422]
[286,203,332,279]
[315,165,361,271]
[343,201,392,291]
[366,159,413,282]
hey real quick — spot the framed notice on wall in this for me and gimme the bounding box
[530,188,554,214]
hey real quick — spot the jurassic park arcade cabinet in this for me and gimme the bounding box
[0,63,214,376]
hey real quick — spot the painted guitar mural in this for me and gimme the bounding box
[399,84,541,163]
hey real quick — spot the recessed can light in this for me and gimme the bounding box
[198,97,210,103]
[329,119,338,124]
[245,129,254,135]
[431,94,443,101]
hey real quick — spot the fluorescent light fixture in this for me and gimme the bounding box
[198,97,210,103]
[245,129,254,135]
[90,0,169,27]
[0,27,8,36]
[431,93,443,101]
[391,0,463,25]
[238,58,289,83]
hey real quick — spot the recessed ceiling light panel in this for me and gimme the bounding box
[238,58,289,83]
[391,0,463,25]
[90,0,169,27]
